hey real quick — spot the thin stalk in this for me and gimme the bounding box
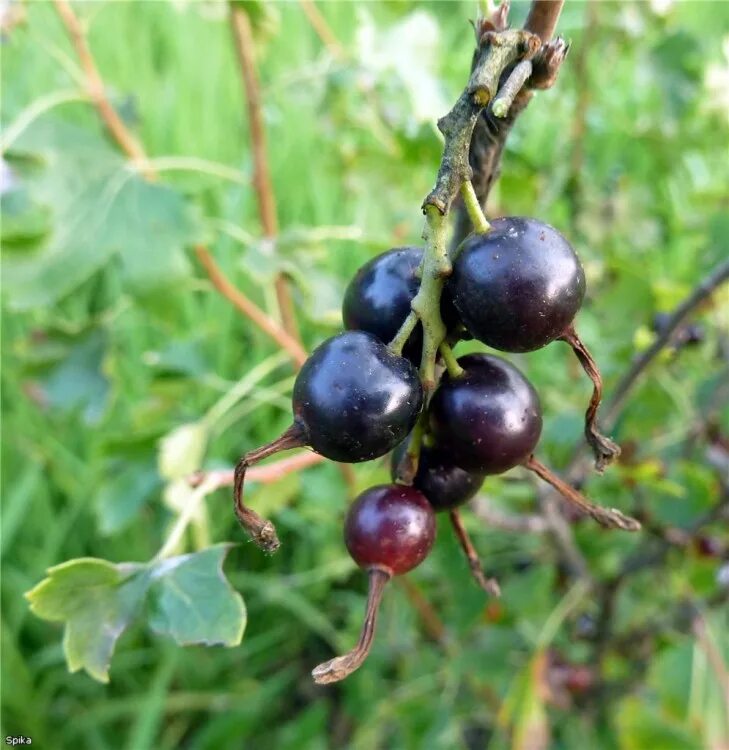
[525,455,641,532]
[312,568,392,684]
[449,509,501,596]
[559,325,620,472]
[439,342,464,379]
[460,180,491,233]
[492,60,534,118]
[388,312,418,357]
[394,414,426,485]
[229,3,301,342]
[195,246,307,367]
[233,424,307,552]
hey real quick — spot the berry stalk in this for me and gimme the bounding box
[460,180,491,234]
[233,425,307,551]
[524,455,641,532]
[559,325,621,472]
[393,414,426,485]
[311,567,391,685]
[438,342,464,379]
[449,509,501,596]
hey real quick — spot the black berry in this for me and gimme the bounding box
[343,246,459,361]
[233,331,423,552]
[293,331,423,462]
[390,441,484,511]
[449,217,585,352]
[429,353,542,474]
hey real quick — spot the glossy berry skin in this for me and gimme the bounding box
[344,485,436,575]
[390,442,484,511]
[292,331,423,463]
[449,217,586,352]
[343,247,458,361]
[429,353,542,474]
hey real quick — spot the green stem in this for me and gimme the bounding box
[154,475,220,561]
[460,180,490,234]
[412,207,451,392]
[388,311,418,357]
[388,23,536,393]
[439,342,464,378]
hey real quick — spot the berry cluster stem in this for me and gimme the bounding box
[439,342,464,379]
[460,180,491,234]
[389,26,539,390]
[412,207,451,391]
[387,20,541,477]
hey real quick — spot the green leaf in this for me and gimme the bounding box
[148,545,246,647]
[95,459,161,536]
[0,187,52,249]
[25,547,247,682]
[42,329,110,424]
[25,558,148,683]
[2,118,206,310]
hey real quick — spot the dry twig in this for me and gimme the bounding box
[195,246,307,367]
[52,0,153,177]
[229,4,301,342]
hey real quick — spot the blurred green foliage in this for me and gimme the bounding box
[1,1,728,748]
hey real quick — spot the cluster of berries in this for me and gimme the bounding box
[233,217,639,684]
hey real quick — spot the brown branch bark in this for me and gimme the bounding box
[195,246,308,367]
[450,0,567,249]
[52,0,153,179]
[524,0,565,42]
[229,4,301,342]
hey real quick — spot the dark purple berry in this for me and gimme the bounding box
[343,246,459,361]
[390,442,484,511]
[429,353,542,474]
[344,484,436,575]
[234,331,423,552]
[293,331,423,462]
[449,217,585,352]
